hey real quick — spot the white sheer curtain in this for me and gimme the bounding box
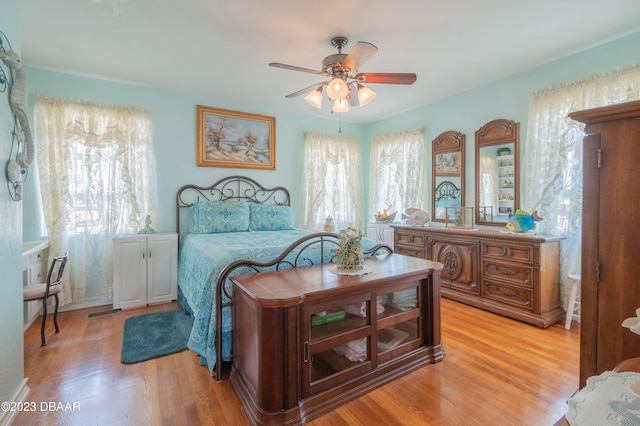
[302,132,364,231]
[369,129,426,219]
[479,155,496,212]
[523,63,640,311]
[35,97,157,306]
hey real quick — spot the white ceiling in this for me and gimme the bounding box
[20,0,640,123]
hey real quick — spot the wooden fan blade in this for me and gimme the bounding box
[285,82,325,98]
[355,72,417,85]
[341,42,378,74]
[269,62,326,76]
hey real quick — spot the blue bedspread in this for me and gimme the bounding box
[178,229,378,374]
[178,229,315,373]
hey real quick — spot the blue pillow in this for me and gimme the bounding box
[191,200,249,233]
[249,204,296,231]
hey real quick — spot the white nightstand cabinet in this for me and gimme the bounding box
[112,233,178,310]
[367,222,395,247]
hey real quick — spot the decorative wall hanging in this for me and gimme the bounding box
[196,105,276,170]
[0,30,34,201]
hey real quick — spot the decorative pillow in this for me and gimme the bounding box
[249,204,296,231]
[191,200,249,233]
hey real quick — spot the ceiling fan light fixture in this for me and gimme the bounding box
[326,77,349,100]
[304,88,323,109]
[332,98,350,113]
[357,84,377,106]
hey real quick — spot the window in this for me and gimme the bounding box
[369,129,426,220]
[523,63,640,309]
[35,97,156,305]
[301,133,364,231]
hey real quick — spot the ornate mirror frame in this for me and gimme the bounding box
[474,119,520,226]
[432,131,465,223]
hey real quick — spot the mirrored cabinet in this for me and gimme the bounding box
[474,119,520,226]
[432,130,465,222]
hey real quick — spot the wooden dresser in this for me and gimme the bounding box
[230,254,443,425]
[392,225,564,328]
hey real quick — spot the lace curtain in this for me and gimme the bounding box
[301,132,364,231]
[478,155,496,209]
[523,63,640,312]
[35,97,157,306]
[369,129,426,219]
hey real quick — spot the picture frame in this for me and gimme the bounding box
[196,105,276,169]
[434,151,460,176]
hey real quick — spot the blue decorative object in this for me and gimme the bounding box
[506,210,542,233]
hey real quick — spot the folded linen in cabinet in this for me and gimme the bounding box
[344,299,385,317]
[333,337,368,362]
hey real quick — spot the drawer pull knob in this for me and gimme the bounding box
[499,268,518,276]
[503,290,519,296]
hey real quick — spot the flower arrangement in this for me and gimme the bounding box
[335,227,364,271]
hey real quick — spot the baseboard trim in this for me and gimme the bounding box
[0,378,30,426]
[51,296,113,313]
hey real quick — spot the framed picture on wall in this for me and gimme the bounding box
[434,152,460,176]
[196,105,276,169]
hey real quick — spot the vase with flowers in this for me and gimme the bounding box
[335,227,364,272]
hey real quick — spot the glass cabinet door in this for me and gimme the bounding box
[376,286,422,363]
[302,283,425,396]
[303,295,373,396]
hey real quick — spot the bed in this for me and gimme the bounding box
[175,176,388,381]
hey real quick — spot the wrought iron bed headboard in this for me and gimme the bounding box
[175,175,291,241]
[434,180,461,202]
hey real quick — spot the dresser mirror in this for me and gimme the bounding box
[474,119,520,225]
[432,131,465,223]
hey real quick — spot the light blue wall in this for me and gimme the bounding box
[22,70,366,238]
[0,0,28,414]
[22,30,640,241]
[364,30,640,216]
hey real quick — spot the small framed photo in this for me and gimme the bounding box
[196,105,276,169]
[434,152,460,176]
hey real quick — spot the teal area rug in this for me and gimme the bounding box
[121,309,193,364]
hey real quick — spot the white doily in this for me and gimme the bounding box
[328,265,373,276]
[567,371,640,425]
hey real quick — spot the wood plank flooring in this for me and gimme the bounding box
[14,298,578,425]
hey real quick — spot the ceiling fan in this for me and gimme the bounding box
[269,36,417,112]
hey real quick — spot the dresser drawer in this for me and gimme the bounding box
[395,245,425,259]
[394,231,425,249]
[482,260,532,287]
[483,281,532,310]
[482,242,534,264]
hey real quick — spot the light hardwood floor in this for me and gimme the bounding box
[14,298,578,425]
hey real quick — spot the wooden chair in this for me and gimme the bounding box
[23,252,68,346]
